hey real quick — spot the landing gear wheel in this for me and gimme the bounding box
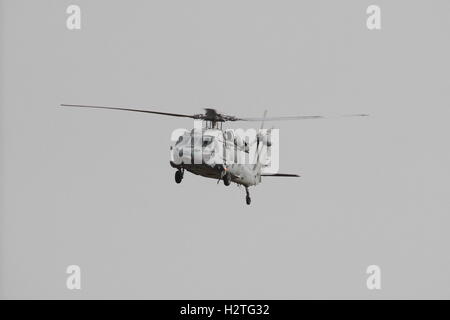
[175,170,183,184]
[245,187,251,205]
[223,172,231,186]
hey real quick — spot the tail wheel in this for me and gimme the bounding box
[175,170,183,184]
[245,186,251,205]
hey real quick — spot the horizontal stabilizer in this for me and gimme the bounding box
[261,173,300,177]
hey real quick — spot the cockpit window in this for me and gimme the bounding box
[175,135,183,145]
[202,136,213,147]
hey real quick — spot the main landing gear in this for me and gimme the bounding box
[175,169,184,184]
[223,171,231,186]
[245,187,251,205]
[218,168,231,186]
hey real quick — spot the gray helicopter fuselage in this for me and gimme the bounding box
[170,128,261,187]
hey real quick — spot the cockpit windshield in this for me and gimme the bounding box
[177,134,214,148]
[175,135,184,145]
[202,136,214,147]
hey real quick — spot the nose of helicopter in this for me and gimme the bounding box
[172,145,193,164]
[171,145,217,165]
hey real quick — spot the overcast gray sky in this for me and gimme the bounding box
[1,0,450,299]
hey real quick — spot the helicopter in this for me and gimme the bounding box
[60,104,368,205]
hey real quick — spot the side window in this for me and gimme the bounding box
[225,130,234,141]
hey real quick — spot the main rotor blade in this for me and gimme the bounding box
[239,114,368,121]
[261,173,300,177]
[60,104,197,119]
[260,110,268,130]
